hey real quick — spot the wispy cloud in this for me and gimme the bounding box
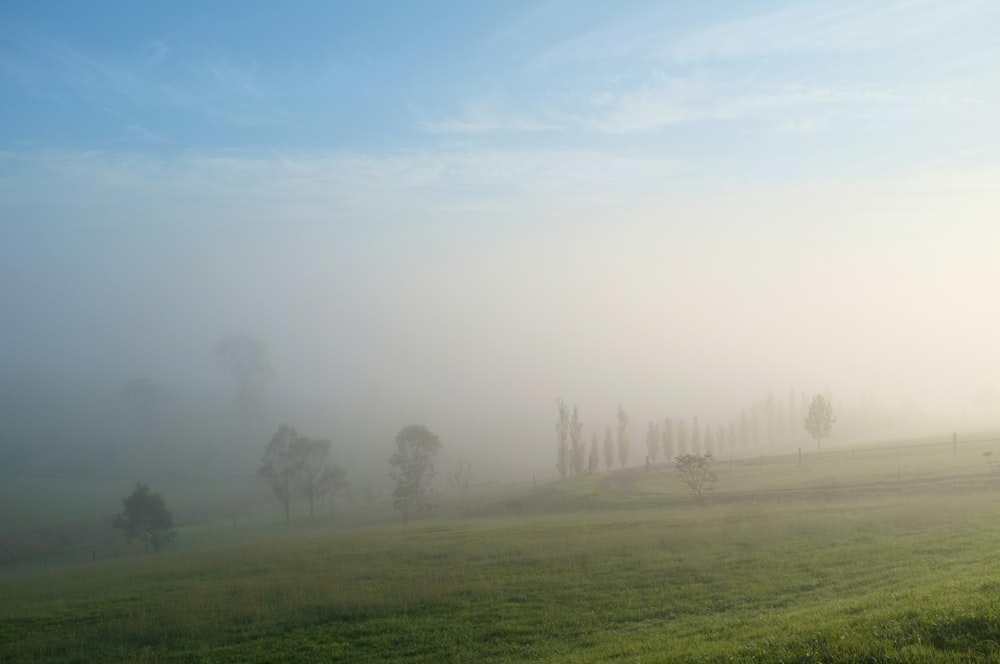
[422,78,913,136]
[421,0,995,137]
[671,0,993,62]
[533,0,993,65]
[418,95,561,134]
[142,40,171,68]
[1,25,280,131]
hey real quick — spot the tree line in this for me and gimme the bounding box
[555,391,837,475]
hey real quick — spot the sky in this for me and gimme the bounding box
[2,1,1000,464]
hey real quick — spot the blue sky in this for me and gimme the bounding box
[2,1,1000,457]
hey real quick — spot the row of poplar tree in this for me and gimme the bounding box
[555,390,834,477]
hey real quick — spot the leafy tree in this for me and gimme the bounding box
[290,435,337,518]
[804,394,835,450]
[602,426,615,470]
[113,482,175,552]
[587,432,600,474]
[646,421,661,465]
[389,424,441,521]
[448,458,475,512]
[569,406,585,475]
[661,418,674,460]
[674,453,716,500]
[216,332,273,428]
[260,425,348,521]
[616,405,630,468]
[555,399,570,478]
[259,424,297,523]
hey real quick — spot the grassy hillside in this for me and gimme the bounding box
[4,434,1000,662]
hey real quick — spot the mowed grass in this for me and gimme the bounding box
[5,438,1000,662]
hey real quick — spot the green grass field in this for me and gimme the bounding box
[4,435,1000,662]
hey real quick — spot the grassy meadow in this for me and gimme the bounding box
[4,435,1000,662]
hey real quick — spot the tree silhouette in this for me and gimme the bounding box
[114,483,175,552]
[804,394,835,451]
[389,424,441,521]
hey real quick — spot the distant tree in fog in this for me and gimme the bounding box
[751,406,760,447]
[645,421,661,464]
[661,418,674,460]
[290,435,338,518]
[716,424,726,453]
[587,432,600,474]
[674,453,716,500]
[114,482,175,552]
[260,424,348,522]
[691,417,701,455]
[569,406,585,475]
[739,409,749,447]
[389,424,441,521]
[704,425,715,455]
[215,332,273,428]
[448,458,474,512]
[555,399,570,478]
[804,394,836,451]
[602,426,615,470]
[616,405,630,468]
[259,424,298,523]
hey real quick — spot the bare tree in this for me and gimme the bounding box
[675,453,716,500]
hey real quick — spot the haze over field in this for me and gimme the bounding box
[2,1,999,475]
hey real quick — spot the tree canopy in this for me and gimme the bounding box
[389,424,441,521]
[804,394,835,450]
[113,482,175,552]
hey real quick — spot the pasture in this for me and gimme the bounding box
[4,434,1000,662]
